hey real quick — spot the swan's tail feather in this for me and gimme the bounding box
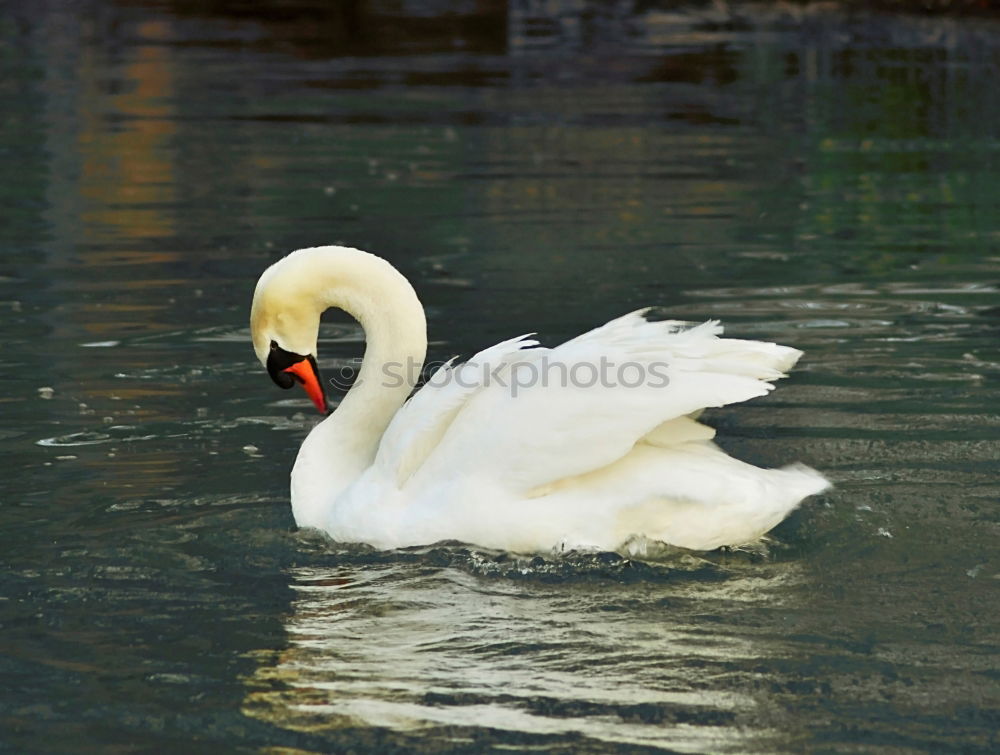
[776,462,832,501]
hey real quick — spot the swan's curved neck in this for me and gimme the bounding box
[263,247,427,527]
[333,263,427,449]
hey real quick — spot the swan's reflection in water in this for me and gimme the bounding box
[243,556,809,751]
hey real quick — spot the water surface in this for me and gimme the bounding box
[1,2,998,752]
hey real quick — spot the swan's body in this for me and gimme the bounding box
[251,246,829,553]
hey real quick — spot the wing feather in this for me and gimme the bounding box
[402,312,804,494]
[375,334,538,486]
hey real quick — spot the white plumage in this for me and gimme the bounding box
[251,246,829,554]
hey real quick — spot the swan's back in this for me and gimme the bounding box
[338,311,829,553]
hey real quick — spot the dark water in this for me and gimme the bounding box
[2,1,999,752]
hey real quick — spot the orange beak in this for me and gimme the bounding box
[283,357,328,414]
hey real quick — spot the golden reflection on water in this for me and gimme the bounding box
[77,21,178,242]
[26,13,195,497]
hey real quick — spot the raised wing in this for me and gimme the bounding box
[393,311,803,496]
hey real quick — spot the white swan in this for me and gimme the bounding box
[250,245,829,553]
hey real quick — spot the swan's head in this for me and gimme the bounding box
[251,245,427,415]
[250,251,329,414]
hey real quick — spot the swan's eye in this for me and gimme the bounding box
[273,370,296,389]
[267,341,306,390]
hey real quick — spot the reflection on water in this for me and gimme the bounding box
[2,0,999,752]
[244,559,788,752]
